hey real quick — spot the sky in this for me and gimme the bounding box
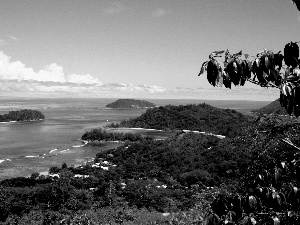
[0,0,300,101]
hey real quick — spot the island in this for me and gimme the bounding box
[0,109,45,122]
[1,103,300,224]
[105,99,157,109]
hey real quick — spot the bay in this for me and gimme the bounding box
[0,98,270,180]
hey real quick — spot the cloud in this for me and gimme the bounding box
[0,39,5,46]
[0,80,167,98]
[102,83,166,93]
[0,51,169,98]
[102,83,127,88]
[103,2,125,15]
[0,50,279,101]
[163,85,279,101]
[152,8,171,18]
[0,51,102,85]
[10,36,17,41]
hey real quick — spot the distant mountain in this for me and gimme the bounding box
[108,103,252,137]
[0,109,45,122]
[252,99,287,115]
[106,99,157,109]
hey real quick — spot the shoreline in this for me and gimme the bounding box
[0,139,89,165]
[0,126,225,181]
[0,140,122,181]
[0,118,45,124]
[33,157,96,178]
[105,127,164,132]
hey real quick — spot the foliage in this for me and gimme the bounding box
[199,43,300,117]
[252,98,287,115]
[0,109,45,122]
[203,116,300,224]
[49,166,61,174]
[106,98,157,109]
[81,128,150,142]
[96,132,249,188]
[292,0,300,11]
[3,111,300,224]
[108,103,252,137]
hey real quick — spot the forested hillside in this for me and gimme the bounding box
[108,103,252,137]
[1,115,300,223]
[95,132,249,187]
[0,130,250,223]
[252,98,287,115]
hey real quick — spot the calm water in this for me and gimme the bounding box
[0,98,270,179]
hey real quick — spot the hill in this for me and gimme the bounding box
[108,103,252,137]
[105,99,156,109]
[2,115,300,223]
[95,132,248,187]
[252,98,287,115]
[0,109,45,122]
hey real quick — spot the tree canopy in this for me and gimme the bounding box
[106,99,156,109]
[198,42,300,117]
[292,0,300,11]
[108,103,252,137]
[0,109,45,122]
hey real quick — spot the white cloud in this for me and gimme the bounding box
[152,8,171,18]
[67,74,100,84]
[0,50,279,100]
[0,51,102,85]
[0,51,169,98]
[10,36,17,41]
[102,83,166,93]
[103,2,125,15]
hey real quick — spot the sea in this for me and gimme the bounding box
[0,98,270,180]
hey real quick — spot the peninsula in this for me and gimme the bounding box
[107,103,252,137]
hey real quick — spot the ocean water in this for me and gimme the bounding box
[0,98,270,179]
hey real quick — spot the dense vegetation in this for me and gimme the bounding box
[0,109,45,122]
[198,42,300,118]
[106,99,157,109]
[202,116,300,224]
[94,132,248,187]
[252,98,287,115]
[1,113,300,223]
[108,103,252,138]
[0,127,246,224]
[81,128,152,143]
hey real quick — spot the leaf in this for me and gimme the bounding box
[212,50,225,55]
[232,50,242,58]
[198,61,208,76]
[264,56,271,71]
[216,69,223,87]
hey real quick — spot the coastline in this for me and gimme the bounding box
[0,127,169,180]
[0,139,89,165]
[105,127,163,132]
[0,98,266,182]
[0,139,125,181]
[0,118,45,124]
[20,128,225,180]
